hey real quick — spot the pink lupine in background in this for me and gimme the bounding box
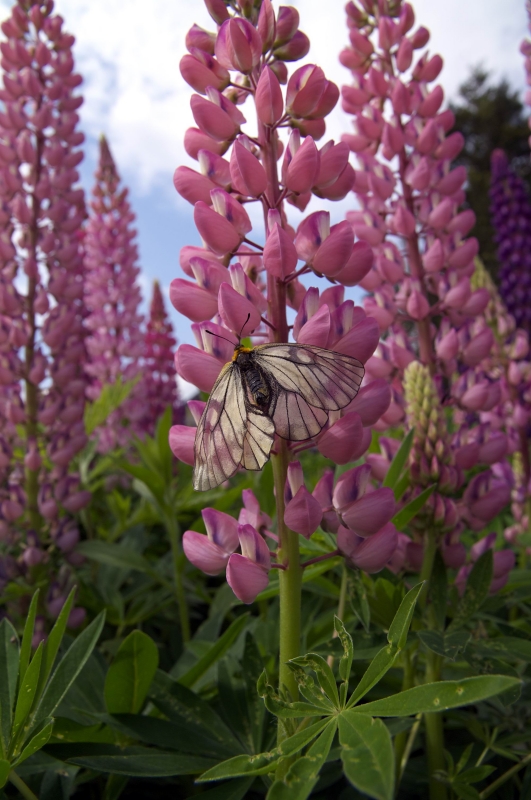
[84,135,145,451]
[522,1,531,143]
[140,279,179,430]
[0,0,88,625]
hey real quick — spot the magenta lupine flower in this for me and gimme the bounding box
[0,1,90,540]
[338,1,515,586]
[139,280,179,431]
[489,149,531,333]
[84,135,145,451]
[172,0,397,606]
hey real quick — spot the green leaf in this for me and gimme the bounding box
[257,673,326,719]
[18,591,39,687]
[383,429,414,492]
[418,631,470,660]
[0,619,19,756]
[106,713,232,759]
[104,631,158,715]
[85,377,136,435]
[76,541,163,583]
[473,636,531,662]
[0,759,10,789]
[429,551,448,631]
[36,588,76,700]
[459,765,496,784]
[11,642,44,745]
[289,653,339,708]
[177,614,248,689]
[45,743,214,776]
[392,485,435,530]
[149,671,241,758]
[29,611,106,734]
[351,676,521,717]
[266,720,337,800]
[387,582,423,649]
[346,583,422,709]
[254,558,343,602]
[13,718,54,766]
[447,550,493,633]
[198,718,331,781]
[452,783,481,800]
[335,616,353,686]
[348,572,370,632]
[339,712,394,800]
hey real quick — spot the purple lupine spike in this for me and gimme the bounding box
[0,0,89,534]
[489,149,531,334]
[140,280,179,431]
[84,135,145,450]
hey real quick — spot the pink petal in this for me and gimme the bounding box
[226,553,269,604]
[333,464,371,512]
[169,425,196,466]
[175,344,223,393]
[218,282,261,337]
[284,486,323,539]
[202,508,239,553]
[349,523,398,573]
[169,278,219,323]
[344,379,391,426]
[317,412,365,464]
[341,488,396,536]
[183,530,229,575]
[238,524,271,568]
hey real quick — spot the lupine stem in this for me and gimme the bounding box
[9,771,39,800]
[272,442,301,706]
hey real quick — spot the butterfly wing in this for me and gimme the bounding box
[253,344,364,441]
[193,362,275,491]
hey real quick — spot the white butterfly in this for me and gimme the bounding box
[193,341,364,491]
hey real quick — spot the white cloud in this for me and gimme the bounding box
[1,0,527,199]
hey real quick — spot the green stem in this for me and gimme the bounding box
[9,771,39,800]
[166,516,190,643]
[272,442,301,705]
[479,752,531,799]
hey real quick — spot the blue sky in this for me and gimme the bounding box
[0,0,528,360]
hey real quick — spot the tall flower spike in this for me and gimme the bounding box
[84,135,145,451]
[0,1,89,534]
[489,149,531,334]
[140,280,179,431]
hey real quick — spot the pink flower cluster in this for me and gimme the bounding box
[338,0,519,578]
[140,279,179,429]
[184,465,398,604]
[84,135,146,451]
[0,0,89,626]
[171,0,401,600]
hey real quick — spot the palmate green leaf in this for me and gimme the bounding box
[266,719,337,800]
[383,429,414,493]
[104,631,158,715]
[28,611,106,737]
[13,718,54,767]
[349,572,371,632]
[418,631,470,660]
[470,636,531,662]
[149,671,242,758]
[36,588,76,701]
[0,758,10,789]
[84,377,136,436]
[350,676,520,717]
[11,642,44,746]
[285,663,336,712]
[392,485,435,530]
[448,550,493,633]
[44,743,215,776]
[18,591,39,686]
[339,712,394,800]
[177,614,249,689]
[335,617,353,707]
[346,583,423,709]
[0,618,19,756]
[289,653,339,708]
[198,718,331,781]
[257,673,326,719]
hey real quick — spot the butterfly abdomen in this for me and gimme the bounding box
[236,351,271,408]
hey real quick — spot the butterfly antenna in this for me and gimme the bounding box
[204,329,237,346]
[238,313,251,342]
